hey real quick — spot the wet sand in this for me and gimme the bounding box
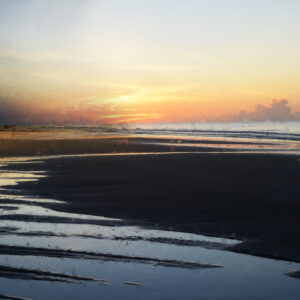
[1,139,300,299]
[2,135,299,263]
[0,135,284,157]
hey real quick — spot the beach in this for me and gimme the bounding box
[9,149,300,261]
[0,130,300,299]
[2,1,300,297]
[1,132,300,260]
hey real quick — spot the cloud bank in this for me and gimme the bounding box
[232,99,300,122]
[0,96,300,125]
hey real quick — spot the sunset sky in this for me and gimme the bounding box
[1,0,300,124]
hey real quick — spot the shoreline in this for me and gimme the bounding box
[1,137,299,263]
[0,136,224,157]
[0,133,296,157]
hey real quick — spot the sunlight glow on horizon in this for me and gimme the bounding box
[1,0,300,124]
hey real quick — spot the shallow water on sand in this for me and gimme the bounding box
[0,157,300,299]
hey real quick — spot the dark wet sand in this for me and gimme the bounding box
[0,135,277,157]
[0,245,221,269]
[2,136,300,262]
[0,137,218,157]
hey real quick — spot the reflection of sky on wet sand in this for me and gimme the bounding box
[0,157,300,299]
[144,141,300,152]
[0,171,46,188]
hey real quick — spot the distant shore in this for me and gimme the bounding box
[2,134,300,262]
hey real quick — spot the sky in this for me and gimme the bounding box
[0,0,300,124]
